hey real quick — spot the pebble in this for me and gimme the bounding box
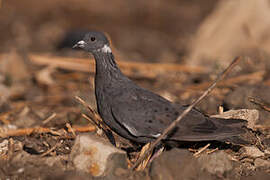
[70,133,127,177]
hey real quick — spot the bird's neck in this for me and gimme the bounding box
[92,51,124,82]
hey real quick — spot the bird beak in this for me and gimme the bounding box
[72,40,86,49]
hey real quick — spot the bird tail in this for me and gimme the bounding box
[193,117,248,141]
[170,117,248,144]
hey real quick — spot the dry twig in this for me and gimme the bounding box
[28,53,206,79]
[188,71,264,90]
[207,148,218,155]
[40,140,62,157]
[75,96,110,131]
[0,125,95,138]
[42,113,57,124]
[131,56,242,170]
[66,123,76,136]
[67,125,96,133]
[193,143,210,157]
[134,143,152,171]
[249,97,270,112]
[75,96,116,145]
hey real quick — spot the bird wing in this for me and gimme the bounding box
[110,88,178,138]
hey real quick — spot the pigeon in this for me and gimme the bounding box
[73,31,247,144]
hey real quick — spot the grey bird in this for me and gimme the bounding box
[73,31,247,144]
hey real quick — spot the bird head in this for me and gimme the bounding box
[73,31,111,53]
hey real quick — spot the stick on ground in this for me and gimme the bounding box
[27,53,207,80]
[131,56,242,170]
[0,125,95,138]
[249,97,270,112]
[75,96,110,131]
[75,96,116,145]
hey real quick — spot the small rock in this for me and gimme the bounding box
[198,151,234,175]
[44,170,91,180]
[241,146,264,158]
[45,170,91,180]
[211,109,259,129]
[254,158,270,168]
[70,134,127,177]
[150,148,213,180]
[44,155,69,168]
[241,171,270,180]
[114,167,129,177]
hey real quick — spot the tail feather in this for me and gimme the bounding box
[170,117,247,142]
[214,118,247,125]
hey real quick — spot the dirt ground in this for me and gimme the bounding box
[0,0,270,179]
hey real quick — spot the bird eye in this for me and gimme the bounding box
[90,37,96,42]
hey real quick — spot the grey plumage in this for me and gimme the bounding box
[73,31,247,144]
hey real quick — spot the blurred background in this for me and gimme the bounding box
[1,0,270,65]
[0,0,217,62]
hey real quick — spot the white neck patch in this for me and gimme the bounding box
[99,44,112,53]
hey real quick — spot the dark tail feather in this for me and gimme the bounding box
[214,118,248,125]
[212,118,249,145]
[213,117,247,133]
